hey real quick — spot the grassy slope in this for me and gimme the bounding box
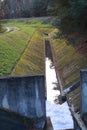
[51,29,87,109]
[0,20,36,76]
[0,18,53,76]
[51,30,87,89]
[11,30,45,76]
[12,27,53,76]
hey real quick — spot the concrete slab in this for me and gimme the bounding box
[0,75,46,130]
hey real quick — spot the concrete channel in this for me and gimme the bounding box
[45,39,74,130]
[0,29,74,130]
[0,75,46,130]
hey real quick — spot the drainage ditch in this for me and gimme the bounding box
[45,38,74,130]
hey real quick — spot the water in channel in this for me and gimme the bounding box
[45,40,73,130]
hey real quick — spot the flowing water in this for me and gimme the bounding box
[45,57,74,130]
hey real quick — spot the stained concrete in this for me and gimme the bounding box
[0,75,46,130]
[80,70,87,125]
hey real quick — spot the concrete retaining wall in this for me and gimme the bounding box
[0,75,46,130]
[80,69,87,127]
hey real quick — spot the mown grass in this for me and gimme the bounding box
[0,18,52,76]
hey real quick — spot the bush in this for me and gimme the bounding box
[21,9,30,18]
[50,0,87,31]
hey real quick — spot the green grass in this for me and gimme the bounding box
[0,26,6,33]
[0,18,52,76]
[11,30,45,76]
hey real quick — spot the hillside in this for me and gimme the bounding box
[0,17,87,129]
[50,29,87,126]
[0,0,48,18]
[0,18,53,76]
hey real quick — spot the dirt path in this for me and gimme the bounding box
[6,26,19,33]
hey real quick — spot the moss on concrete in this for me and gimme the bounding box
[11,27,53,76]
[0,18,53,76]
[51,31,87,89]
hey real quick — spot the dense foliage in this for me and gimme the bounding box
[0,18,52,76]
[50,0,87,31]
[0,0,48,18]
[33,0,48,17]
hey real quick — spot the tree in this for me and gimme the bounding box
[69,0,87,28]
[0,0,49,18]
[50,0,87,31]
[0,0,9,19]
[32,0,48,17]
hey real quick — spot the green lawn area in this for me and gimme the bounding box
[0,18,52,76]
[11,30,45,76]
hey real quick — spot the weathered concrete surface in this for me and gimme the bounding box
[0,108,34,130]
[46,117,54,130]
[80,69,87,126]
[0,75,46,130]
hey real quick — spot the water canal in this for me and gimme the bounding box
[45,40,74,130]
